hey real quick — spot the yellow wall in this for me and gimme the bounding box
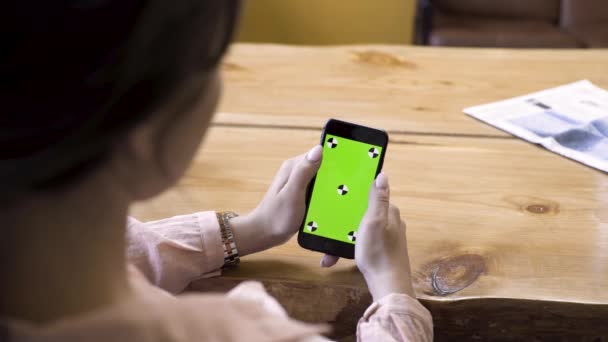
[237,0,416,45]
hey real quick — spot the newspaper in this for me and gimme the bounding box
[464,80,608,173]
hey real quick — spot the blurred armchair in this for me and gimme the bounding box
[561,0,608,48]
[415,0,608,48]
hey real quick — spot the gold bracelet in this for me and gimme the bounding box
[216,211,240,269]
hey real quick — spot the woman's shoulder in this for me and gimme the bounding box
[3,281,326,342]
[169,282,327,341]
[127,265,327,341]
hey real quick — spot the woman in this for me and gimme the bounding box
[0,1,433,341]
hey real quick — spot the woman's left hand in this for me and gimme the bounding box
[230,145,324,256]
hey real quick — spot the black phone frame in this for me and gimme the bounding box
[297,118,389,259]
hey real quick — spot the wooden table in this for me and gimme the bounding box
[132,44,608,341]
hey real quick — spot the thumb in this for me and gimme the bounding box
[362,172,390,224]
[284,145,322,193]
[320,254,340,268]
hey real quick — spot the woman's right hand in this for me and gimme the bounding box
[355,172,415,301]
[322,173,415,301]
[321,173,415,300]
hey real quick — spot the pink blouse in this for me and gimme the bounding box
[2,212,433,341]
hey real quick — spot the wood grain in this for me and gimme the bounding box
[217,44,608,137]
[190,277,608,341]
[132,126,608,340]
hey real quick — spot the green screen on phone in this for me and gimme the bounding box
[302,134,383,244]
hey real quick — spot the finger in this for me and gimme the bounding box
[269,157,299,194]
[387,205,401,230]
[320,254,340,268]
[282,145,323,194]
[400,220,407,237]
[363,172,390,222]
[358,173,391,241]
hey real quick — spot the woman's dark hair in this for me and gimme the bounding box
[0,0,240,200]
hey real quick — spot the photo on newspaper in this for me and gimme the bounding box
[464,80,608,173]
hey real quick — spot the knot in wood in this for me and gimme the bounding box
[222,62,248,72]
[504,195,560,215]
[526,204,550,214]
[353,51,416,68]
[429,254,486,296]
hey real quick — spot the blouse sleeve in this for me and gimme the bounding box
[357,293,433,342]
[126,212,225,294]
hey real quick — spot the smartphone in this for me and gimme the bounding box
[297,119,388,259]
